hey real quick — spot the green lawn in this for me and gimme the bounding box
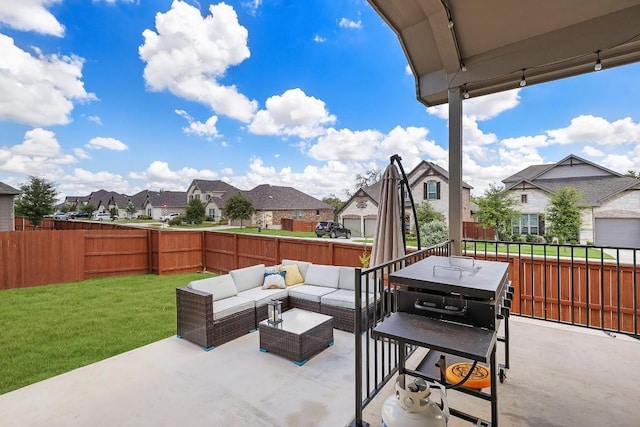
[219,227,318,238]
[0,272,213,395]
[463,241,614,259]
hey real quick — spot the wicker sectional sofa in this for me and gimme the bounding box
[176,259,377,350]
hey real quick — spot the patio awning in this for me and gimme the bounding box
[367,0,640,106]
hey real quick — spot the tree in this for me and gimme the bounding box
[322,194,345,221]
[80,203,96,215]
[415,201,445,230]
[223,193,254,228]
[355,169,381,189]
[473,184,519,240]
[185,198,206,224]
[14,176,58,229]
[546,186,583,244]
[125,201,137,219]
[625,170,640,179]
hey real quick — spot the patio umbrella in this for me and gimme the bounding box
[370,163,405,267]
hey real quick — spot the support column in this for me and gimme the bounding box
[448,87,463,255]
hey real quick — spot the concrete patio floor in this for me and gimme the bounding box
[1,316,639,426]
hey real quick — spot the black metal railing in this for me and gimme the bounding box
[462,240,639,339]
[351,240,451,427]
[351,239,639,426]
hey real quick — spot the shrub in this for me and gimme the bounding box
[418,220,449,247]
[168,216,182,226]
[525,234,536,243]
[218,219,228,225]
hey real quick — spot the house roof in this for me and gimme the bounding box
[409,160,473,189]
[0,181,20,195]
[503,154,640,206]
[143,190,187,208]
[191,179,239,194]
[244,184,333,210]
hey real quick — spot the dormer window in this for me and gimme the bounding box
[521,194,528,203]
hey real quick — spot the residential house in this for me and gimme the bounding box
[244,184,334,227]
[187,180,242,221]
[0,181,20,231]
[338,161,473,237]
[502,154,640,247]
[141,190,188,220]
[66,189,187,219]
[186,180,334,227]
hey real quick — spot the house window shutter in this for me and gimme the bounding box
[436,182,441,199]
[423,183,428,200]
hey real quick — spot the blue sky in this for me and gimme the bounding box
[1,0,639,202]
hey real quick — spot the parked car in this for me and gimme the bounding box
[74,212,91,218]
[52,212,69,220]
[160,213,180,222]
[94,212,117,221]
[315,221,351,239]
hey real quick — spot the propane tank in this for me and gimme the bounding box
[381,374,447,427]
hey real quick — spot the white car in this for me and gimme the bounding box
[94,212,116,221]
[160,213,180,222]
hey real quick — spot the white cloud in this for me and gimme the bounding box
[139,1,257,122]
[546,115,640,145]
[249,88,336,138]
[405,64,412,75]
[129,160,219,191]
[96,0,137,5]
[338,18,362,29]
[0,34,96,126]
[308,125,447,169]
[73,148,91,159]
[175,109,219,139]
[313,35,326,43]
[86,137,128,151]
[428,89,521,121]
[242,0,262,15]
[87,115,102,125]
[0,0,64,36]
[60,168,132,196]
[600,154,637,174]
[582,146,604,157]
[0,128,76,175]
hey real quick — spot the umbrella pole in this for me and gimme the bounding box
[390,155,421,250]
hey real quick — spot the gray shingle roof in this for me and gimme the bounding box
[502,164,551,183]
[0,181,20,195]
[409,160,473,188]
[192,179,239,193]
[145,190,187,208]
[244,184,333,210]
[533,177,640,206]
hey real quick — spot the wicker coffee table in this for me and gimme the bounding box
[259,308,334,365]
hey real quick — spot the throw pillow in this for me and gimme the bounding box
[278,264,304,286]
[262,271,286,289]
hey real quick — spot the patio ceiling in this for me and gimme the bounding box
[367,0,640,105]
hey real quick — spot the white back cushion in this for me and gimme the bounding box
[338,266,356,291]
[189,275,238,301]
[304,264,340,288]
[229,264,266,292]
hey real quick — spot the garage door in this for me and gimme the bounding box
[364,218,377,238]
[343,218,362,237]
[595,218,640,248]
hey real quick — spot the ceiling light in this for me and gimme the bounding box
[447,19,454,29]
[460,62,467,72]
[519,69,527,87]
[463,84,469,99]
[594,50,602,71]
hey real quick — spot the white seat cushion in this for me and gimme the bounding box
[320,289,376,309]
[188,275,238,301]
[237,287,288,307]
[212,296,254,321]
[288,284,338,303]
[229,264,266,292]
[304,264,340,288]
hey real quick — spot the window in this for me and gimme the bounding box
[316,210,320,215]
[512,214,539,235]
[292,210,303,219]
[208,209,215,219]
[189,195,193,201]
[423,181,440,200]
[521,194,528,203]
[194,194,200,201]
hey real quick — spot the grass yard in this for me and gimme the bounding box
[0,272,213,396]
[463,241,614,260]
[219,227,317,238]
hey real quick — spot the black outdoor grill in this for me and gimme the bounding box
[373,255,513,427]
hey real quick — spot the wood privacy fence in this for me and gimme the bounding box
[2,220,370,290]
[463,221,495,240]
